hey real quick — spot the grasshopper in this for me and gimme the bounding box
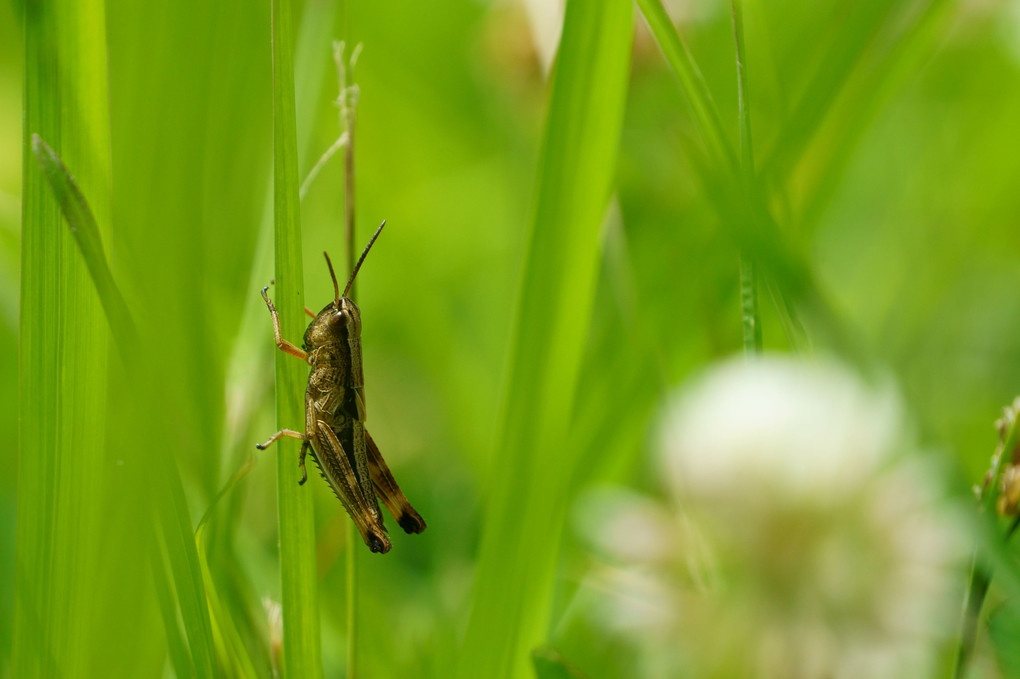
[256,221,426,553]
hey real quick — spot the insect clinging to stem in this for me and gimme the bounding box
[256,220,426,554]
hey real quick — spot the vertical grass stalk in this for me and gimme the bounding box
[730,0,762,355]
[335,38,362,679]
[272,0,324,676]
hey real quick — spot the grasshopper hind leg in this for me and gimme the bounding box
[365,430,427,534]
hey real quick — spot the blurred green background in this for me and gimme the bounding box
[3,0,1020,677]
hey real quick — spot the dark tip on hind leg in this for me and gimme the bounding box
[297,441,309,485]
[397,512,427,535]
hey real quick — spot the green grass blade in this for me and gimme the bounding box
[636,0,869,363]
[635,0,735,171]
[15,0,112,675]
[729,0,762,355]
[272,0,322,676]
[152,548,194,679]
[795,0,955,231]
[30,135,136,345]
[28,132,218,679]
[639,0,771,353]
[196,456,260,678]
[739,255,761,353]
[759,0,896,180]
[455,2,633,678]
[156,462,218,678]
[212,4,340,677]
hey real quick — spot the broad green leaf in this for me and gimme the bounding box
[15,0,112,675]
[455,2,634,678]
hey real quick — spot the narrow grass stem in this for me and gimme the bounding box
[738,256,760,354]
[335,38,361,679]
[635,0,734,171]
[300,131,349,201]
[730,0,762,356]
[346,528,358,679]
[335,39,360,284]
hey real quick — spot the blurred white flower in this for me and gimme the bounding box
[578,356,967,679]
[661,358,902,505]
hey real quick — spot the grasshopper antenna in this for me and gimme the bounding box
[323,251,341,310]
[343,219,386,298]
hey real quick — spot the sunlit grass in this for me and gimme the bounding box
[16,1,112,676]
[270,1,323,677]
[455,3,634,679]
[7,0,1020,677]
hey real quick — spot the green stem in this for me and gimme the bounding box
[346,532,358,678]
[730,0,762,356]
[336,36,360,678]
[954,557,990,679]
[272,0,324,675]
[739,256,760,354]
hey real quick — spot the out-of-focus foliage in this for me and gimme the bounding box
[4,0,1020,676]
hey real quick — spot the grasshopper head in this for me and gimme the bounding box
[322,296,362,338]
[310,221,385,346]
[304,296,361,348]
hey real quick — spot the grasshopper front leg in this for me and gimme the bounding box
[261,286,309,362]
[255,429,311,485]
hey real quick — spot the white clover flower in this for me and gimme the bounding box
[578,356,967,679]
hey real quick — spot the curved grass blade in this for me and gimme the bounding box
[635,0,735,172]
[152,549,194,679]
[455,1,634,678]
[30,135,136,346]
[29,135,218,679]
[150,452,218,679]
[195,455,260,678]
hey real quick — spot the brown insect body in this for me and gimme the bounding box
[258,222,426,554]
